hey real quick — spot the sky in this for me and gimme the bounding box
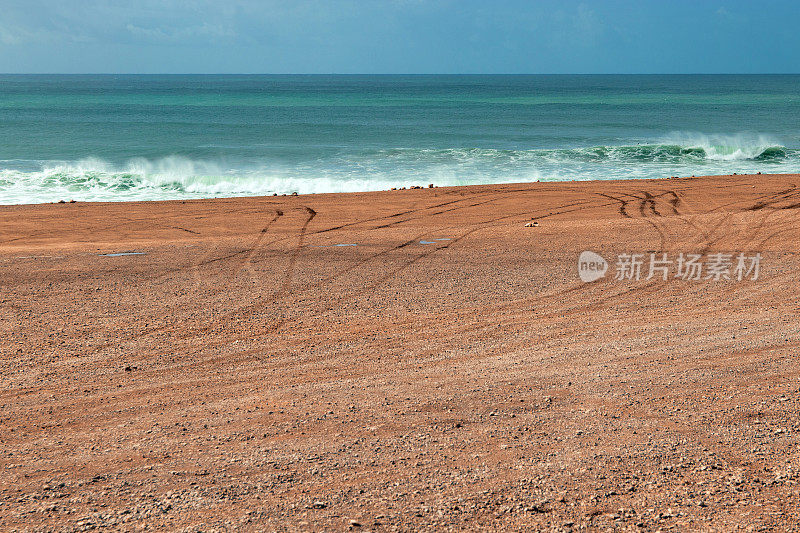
[1,0,799,74]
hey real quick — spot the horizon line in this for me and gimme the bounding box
[2,72,800,76]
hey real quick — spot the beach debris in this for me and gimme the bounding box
[392,184,437,189]
[100,252,146,257]
[524,220,539,227]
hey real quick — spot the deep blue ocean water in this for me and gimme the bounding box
[1,74,799,204]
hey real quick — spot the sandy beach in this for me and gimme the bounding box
[2,173,799,530]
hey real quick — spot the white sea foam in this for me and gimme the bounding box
[659,132,785,161]
[0,136,798,204]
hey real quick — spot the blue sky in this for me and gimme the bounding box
[1,0,799,73]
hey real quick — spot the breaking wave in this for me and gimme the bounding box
[656,133,787,161]
[0,135,797,204]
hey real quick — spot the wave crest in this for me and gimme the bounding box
[658,133,786,161]
[0,134,796,204]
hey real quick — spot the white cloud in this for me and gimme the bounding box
[0,0,240,47]
[575,3,604,42]
[0,25,23,45]
[125,22,236,43]
[0,21,62,45]
[545,3,607,53]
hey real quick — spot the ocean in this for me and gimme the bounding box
[1,74,799,205]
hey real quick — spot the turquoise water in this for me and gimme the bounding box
[1,74,799,204]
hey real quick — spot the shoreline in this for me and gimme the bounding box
[2,172,800,529]
[0,171,790,209]
[0,170,784,207]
